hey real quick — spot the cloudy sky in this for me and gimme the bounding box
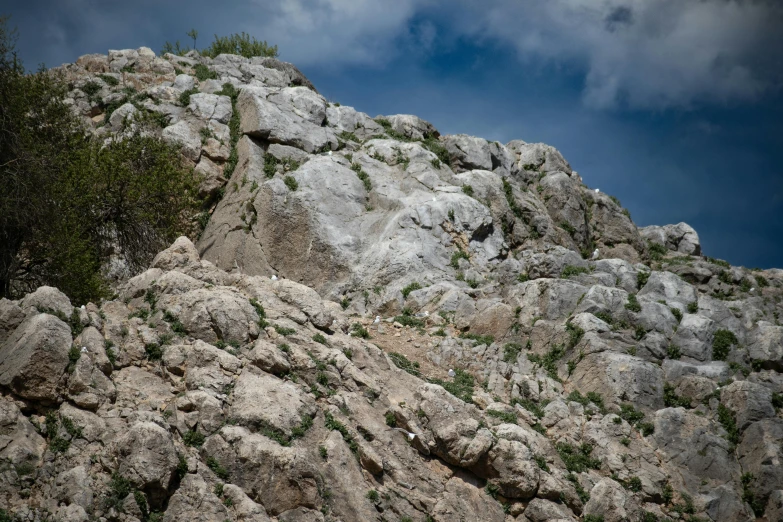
[6,0,783,267]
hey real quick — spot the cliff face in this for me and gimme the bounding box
[0,47,782,522]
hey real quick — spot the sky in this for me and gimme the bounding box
[4,0,783,268]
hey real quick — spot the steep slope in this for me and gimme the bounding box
[0,47,782,522]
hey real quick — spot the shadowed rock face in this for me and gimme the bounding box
[0,47,780,522]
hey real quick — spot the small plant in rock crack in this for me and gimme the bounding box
[283,175,298,191]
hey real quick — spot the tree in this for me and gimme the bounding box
[186,28,198,50]
[0,17,199,304]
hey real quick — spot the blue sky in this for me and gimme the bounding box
[5,0,783,268]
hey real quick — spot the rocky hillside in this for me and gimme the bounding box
[0,46,782,522]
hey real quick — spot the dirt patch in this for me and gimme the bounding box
[354,318,456,382]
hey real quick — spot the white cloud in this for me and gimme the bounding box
[246,0,429,67]
[249,0,781,109]
[450,0,783,109]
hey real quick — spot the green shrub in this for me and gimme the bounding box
[527,344,566,381]
[389,352,420,376]
[275,325,296,336]
[636,270,650,289]
[670,306,683,322]
[561,265,589,278]
[366,489,379,502]
[647,241,667,261]
[206,456,229,480]
[385,411,397,427]
[717,403,739,445]
[98,74,119,86]
[350,322,370,339]
[687,301,698,313]
[450,249,469,269]
[429,369,474,403]
[712,329,738,361]
[312,333,327,344]
[625,476,642,492]
[283,175,298,191]
[201,32,278,59]
[461,185,474,197]
[179,87,199,106]
[486,409,517,424]
[754,274,769,288]
[0,23,200,304]
[459,332,494,346]
[145,343,163,360]
[182,429,205,447]
[556,442,601,473]
[503,343,522,363]
[193,64,218,81]
[625,293,642,312]
[667,344,682,360]
[394,308,425,328]
[663,383,691,408]
[401,281,422,298]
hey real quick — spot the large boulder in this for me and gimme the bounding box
[0,313,72,402]
[639,222,701,255]
[114,422,180,504]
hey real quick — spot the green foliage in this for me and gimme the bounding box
[145,343,163,360]
[486,409,517,424]
[450,249,469,269]
[394,308,425,328]
[625,476,642,492]
[670,306,683,322]
[324,412,358,454]
[636,271,650,290]
[318,445,328,459]
[527,344,565,381]
[459,332,494,346]
[625,293,642,312]
[350,162,372,191]
[561,265,589,278]
[104,473,132,511]
[312,333,327,344]
[687,301,699,313]
[667,344,682,360]
[429,369,474,403]
[717,403,739,445]
[503,343,522,363]
[385,411,397,427]
[422,136,450,166]
[533,454,549,471]
[461,184,474,197]
[559,221,576,235]
[741,472,766,516]
[556,442,601,473]
[350,322,370,339]
[67,345,81,373]
[366,489,379,502]
[98,74,119,86]
[193,64,218,81]
[502,178,524,219]
[179,87,199,106]
[712,329,738,361]
[275,325,296,336]
[566,321,585,349]
[754,274,769,288]
[206,456,229,480]
[401,281,422,298]
[201,32,278,59]
[0,22,198,303]
[619,403,645,424]
[647,241,667,261]
[283,175,298,191]
[389,352,421,376]
[182,429,205,447]
[772,392,783,410]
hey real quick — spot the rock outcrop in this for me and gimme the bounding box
[0,46,781,522]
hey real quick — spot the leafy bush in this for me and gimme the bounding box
[561,265,588,278]
[717,403,739,445]
[283,175,298,191]
[401,281,422,298]
[461,184,474,197]
[179,87,199,106]
[712,329,738,361]
[389,352,420,376]
[0,21,199,303]
[193,64,218,81]
[312,333,327,344]
[394,308,425,328]
[503,343,522,363]
[450,249,469,269]
[625,293,642,312]
[556,442,601,473]
[637,270,650,289]
[201,32,278,59]
[430,369,474,403]
[663,383,691,408]
[667,344,681,360]
[687,301,698,313]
